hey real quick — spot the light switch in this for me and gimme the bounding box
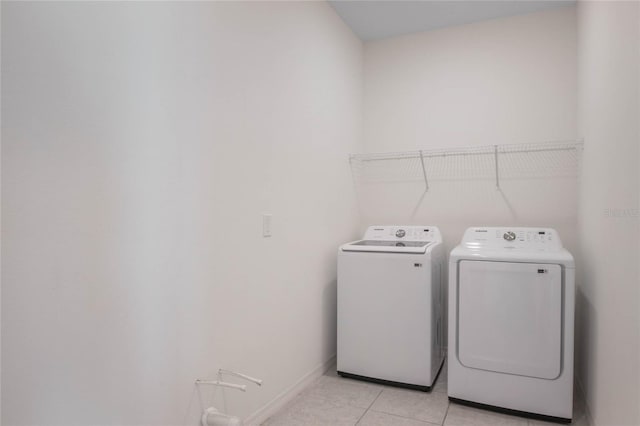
[262,214,272,237]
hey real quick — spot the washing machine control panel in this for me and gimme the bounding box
[363,226,441,242]
[462,227,563,250]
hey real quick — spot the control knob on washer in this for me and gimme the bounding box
[396,229,406,238]
[503,231,516,241]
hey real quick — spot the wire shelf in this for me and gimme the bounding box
[350,140,583,187]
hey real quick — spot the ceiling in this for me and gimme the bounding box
[328,0,575,41]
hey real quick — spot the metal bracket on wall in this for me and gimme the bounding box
[419,150,429,191]
[494,145,499,189]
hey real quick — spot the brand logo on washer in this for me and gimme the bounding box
[414,263,422,267]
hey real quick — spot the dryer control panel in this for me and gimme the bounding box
[363,225,442,242]
[461,227,563,250]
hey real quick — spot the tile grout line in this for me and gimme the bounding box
[365,387,449,426]
[441,398,451,426]
[359,369,449,425]
[367,407,442,426]
[354,387,384,425]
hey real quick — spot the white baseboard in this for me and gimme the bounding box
[244,355,336,426]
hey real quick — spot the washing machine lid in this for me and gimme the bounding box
[342,225,441,254]
[342,240,434,254]
[457,260,563,380]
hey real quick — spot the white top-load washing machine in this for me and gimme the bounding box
[448,227,575,423]
[337,225,446,391]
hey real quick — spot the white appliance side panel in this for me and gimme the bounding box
[430,253,446,378]
[458,261,562,380]
[337,251,433,386]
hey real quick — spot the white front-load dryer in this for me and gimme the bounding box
[337,225,446,391]
[448,227,575,423]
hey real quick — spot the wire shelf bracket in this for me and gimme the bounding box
[419,150,429,191]
[494,145,499,189]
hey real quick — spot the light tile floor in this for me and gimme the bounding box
[262,364,590,426]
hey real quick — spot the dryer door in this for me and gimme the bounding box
[457,260,562,379]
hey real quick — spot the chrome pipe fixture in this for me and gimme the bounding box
[218,369,263,387]
[195,380,247,392]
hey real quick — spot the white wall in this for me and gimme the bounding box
[1,2,362,425]
[361,6,579,254]
[576,2,640,425]
[5,3,639,426]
